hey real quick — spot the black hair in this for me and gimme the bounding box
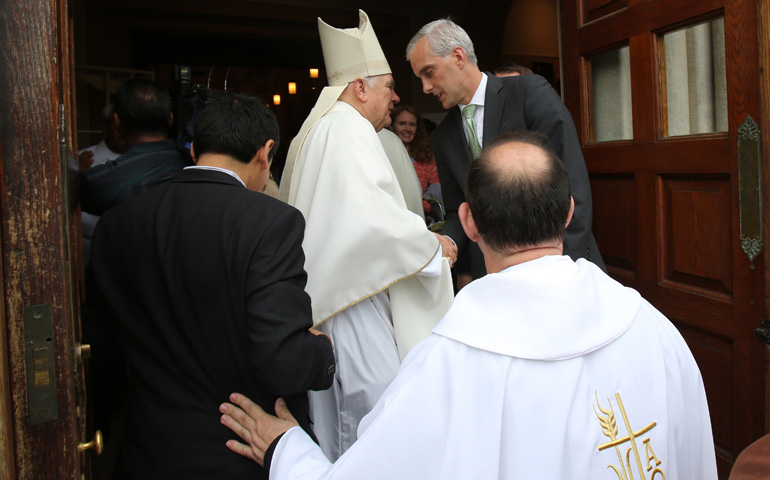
[113,78,172,136]
[192,93,279,164]
[464,129,571,254]
[494,62,534,76]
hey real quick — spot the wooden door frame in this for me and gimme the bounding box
[0,239,15,480]
[0,0,86,478]
[759,0,770,435]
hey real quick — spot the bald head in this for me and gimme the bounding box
[464,129,572,255]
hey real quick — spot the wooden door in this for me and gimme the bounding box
[0,0,94,477]
[560,0,766,477]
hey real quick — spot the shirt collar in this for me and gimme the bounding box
[184,165,246,187]
[459,73,488,110]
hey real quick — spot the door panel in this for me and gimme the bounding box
[591,175,637,272]
[561,0,766,477]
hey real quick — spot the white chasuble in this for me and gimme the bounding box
[282,101,452,358]
[269,256,717,480]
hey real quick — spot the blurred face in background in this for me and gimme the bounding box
[393,110,418,145]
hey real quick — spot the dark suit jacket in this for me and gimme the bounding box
[431,73,606,278]
[83,169,335,480]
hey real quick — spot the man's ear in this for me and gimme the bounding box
[167,112,174,127]
[452,46,466,68]
[112,112,121,130]
[459,202,480,243]
[256,139,275,170]
[190,142,198,165]
[565,196,575,229]
[352,78,368,102]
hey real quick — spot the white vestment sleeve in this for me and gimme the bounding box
[390,255,453,360]
[271,427,333,480]
[417,245,442,278]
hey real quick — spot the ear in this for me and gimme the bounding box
[190,142,198,165]
[168,112,174,127]
[452,46,466,68]
[256,139,275,170]
[352,78,368,102]
[112,112,121,129]
[459,202,480,243]
[565,196,575,229]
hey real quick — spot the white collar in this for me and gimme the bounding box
[433,256,640,360]
[458,73,488,110]
[184,165,246,187]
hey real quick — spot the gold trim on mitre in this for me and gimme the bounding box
[318,9,392,87]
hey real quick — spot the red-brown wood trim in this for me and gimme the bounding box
[0,0,80,477]
[577,0,724,54]
[0,226,17,480]
[756,0,770,435]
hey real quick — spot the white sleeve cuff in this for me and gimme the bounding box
[418,244,444,278]
[270,426,333,480]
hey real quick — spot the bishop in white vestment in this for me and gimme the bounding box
[221,129,717,479]
[277,11,454,461]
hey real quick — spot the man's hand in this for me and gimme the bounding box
[78,150,95,171]
[220,394,299,467]
[309,327,332,348]
[435,233,457,266]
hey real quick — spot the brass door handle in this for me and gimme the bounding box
[76,343,91,361]
[78,430,103,455]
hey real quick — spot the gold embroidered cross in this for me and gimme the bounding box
[594,391,666,480]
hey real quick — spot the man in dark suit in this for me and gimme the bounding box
[83,93,335,479]
[407,18,606,280]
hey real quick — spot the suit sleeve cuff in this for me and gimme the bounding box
[263,431,285,473]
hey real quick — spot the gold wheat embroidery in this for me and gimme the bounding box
[593,391,664,480]
[594,392,629,480]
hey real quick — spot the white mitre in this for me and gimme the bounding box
[279,10,391,202]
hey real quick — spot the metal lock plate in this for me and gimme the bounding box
[24,303,58,425]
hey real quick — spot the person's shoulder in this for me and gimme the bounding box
[377,128,402,148]
[496,74,556,96]
[96,180,169,223]
[377,127,398,141]
[144,140,191,162]
[233,186,304,221]
[320,106,372,133]
[243,194,306,237]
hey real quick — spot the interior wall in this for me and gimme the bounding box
[498,0,561,89]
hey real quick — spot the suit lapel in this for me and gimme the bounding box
[483,74,505,146]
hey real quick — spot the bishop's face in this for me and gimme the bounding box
[365,74,401,132]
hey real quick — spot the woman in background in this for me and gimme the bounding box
[390,105,442,222]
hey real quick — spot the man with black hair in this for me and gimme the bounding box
[84,93,335,480]
[80,77,190,215]
[218,129,716,480]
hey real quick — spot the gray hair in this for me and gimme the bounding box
[363,75,384,90]
[343,74,388,94]
[405,18,478,66]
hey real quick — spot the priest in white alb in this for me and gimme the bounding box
[220,129,717,479]
[276,10,455,461]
